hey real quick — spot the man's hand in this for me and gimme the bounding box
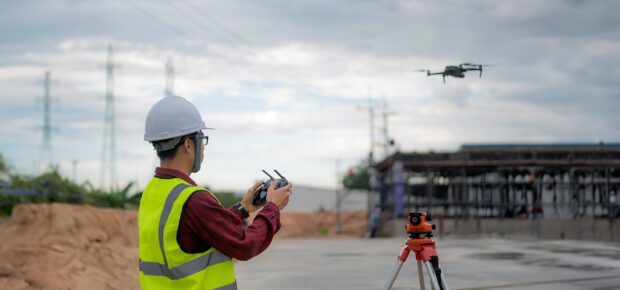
[240,181,264,213]
[266,180,293,210]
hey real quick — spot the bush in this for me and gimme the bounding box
[0,152,242,213]
[212,191,243,208]
[0,152,142,214]
[83,181,140,209]
[342,163,370,190]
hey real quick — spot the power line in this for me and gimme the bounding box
[126,0,309,85]
[180,0,255,48]
[124,0,191,38]
[164,0,238,47]
[163,0,313,85]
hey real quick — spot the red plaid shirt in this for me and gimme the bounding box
[154,167,281,261]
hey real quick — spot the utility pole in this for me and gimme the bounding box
[357,93,397,235]
[357,93,382,234]
[165,56,175,97]
[357,96,379,162]
[358,96,396,163]
[40,71,54,171]
[101,45,117,192]
[379,96,396,158]
[335,159,342,233]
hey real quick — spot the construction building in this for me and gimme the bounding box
[372,143,620,239]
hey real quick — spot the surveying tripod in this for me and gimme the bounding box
[382,213,449,290]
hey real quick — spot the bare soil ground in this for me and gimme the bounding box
[0,204,367,290]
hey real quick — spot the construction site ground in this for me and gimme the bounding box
[237,238,620,290]
[1,204,620,289]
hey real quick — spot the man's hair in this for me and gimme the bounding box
[153,133,195,160]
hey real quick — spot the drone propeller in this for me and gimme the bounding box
[460,63,493,78]
[462,63,493,67]
[414,69,431,76]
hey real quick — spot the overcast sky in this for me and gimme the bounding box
[1,0,619,192]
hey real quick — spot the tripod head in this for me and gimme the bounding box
[406,212,436,239]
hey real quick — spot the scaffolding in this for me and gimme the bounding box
[374,144,620,220]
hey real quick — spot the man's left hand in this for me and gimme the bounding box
[241,181,263,213]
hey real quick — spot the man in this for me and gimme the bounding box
[139,96,292,290]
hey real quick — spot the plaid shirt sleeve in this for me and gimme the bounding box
[178,190,281,261]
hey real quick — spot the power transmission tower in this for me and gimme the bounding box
[165,56,174,97]
[100,45,117,191]
[40,70,54,171]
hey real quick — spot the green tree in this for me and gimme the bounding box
[342,163,370,190]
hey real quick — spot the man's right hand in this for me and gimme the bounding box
[266,180,292,210]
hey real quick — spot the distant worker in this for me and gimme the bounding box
[369,206,380,238]
[139,96,293,290]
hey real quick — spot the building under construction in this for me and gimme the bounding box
[373,143,620,221]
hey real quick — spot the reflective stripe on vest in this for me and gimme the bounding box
[139,249,230,279]
[139,179,237,289]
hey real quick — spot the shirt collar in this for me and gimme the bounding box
[155,167,197,186]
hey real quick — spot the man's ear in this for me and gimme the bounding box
[183,137,192,153]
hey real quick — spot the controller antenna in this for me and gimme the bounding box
[262,169,275,179]
[274,170,285,179]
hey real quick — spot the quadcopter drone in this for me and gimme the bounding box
[417,63,490,83]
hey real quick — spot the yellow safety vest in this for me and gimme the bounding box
[139,177,237,290]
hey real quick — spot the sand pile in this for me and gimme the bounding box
[0,204,367,290]
[0,204,139,290]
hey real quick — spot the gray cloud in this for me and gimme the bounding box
[1,0,619,190]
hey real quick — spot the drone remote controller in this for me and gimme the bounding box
[252,169,288,206]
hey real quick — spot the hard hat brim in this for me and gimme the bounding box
[144,124,215,142]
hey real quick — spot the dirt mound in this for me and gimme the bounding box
[0,204,139,290]
[0,204,367,290]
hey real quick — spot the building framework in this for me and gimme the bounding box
[373,144,620,220]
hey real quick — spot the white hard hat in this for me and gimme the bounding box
[144,96,213,142]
